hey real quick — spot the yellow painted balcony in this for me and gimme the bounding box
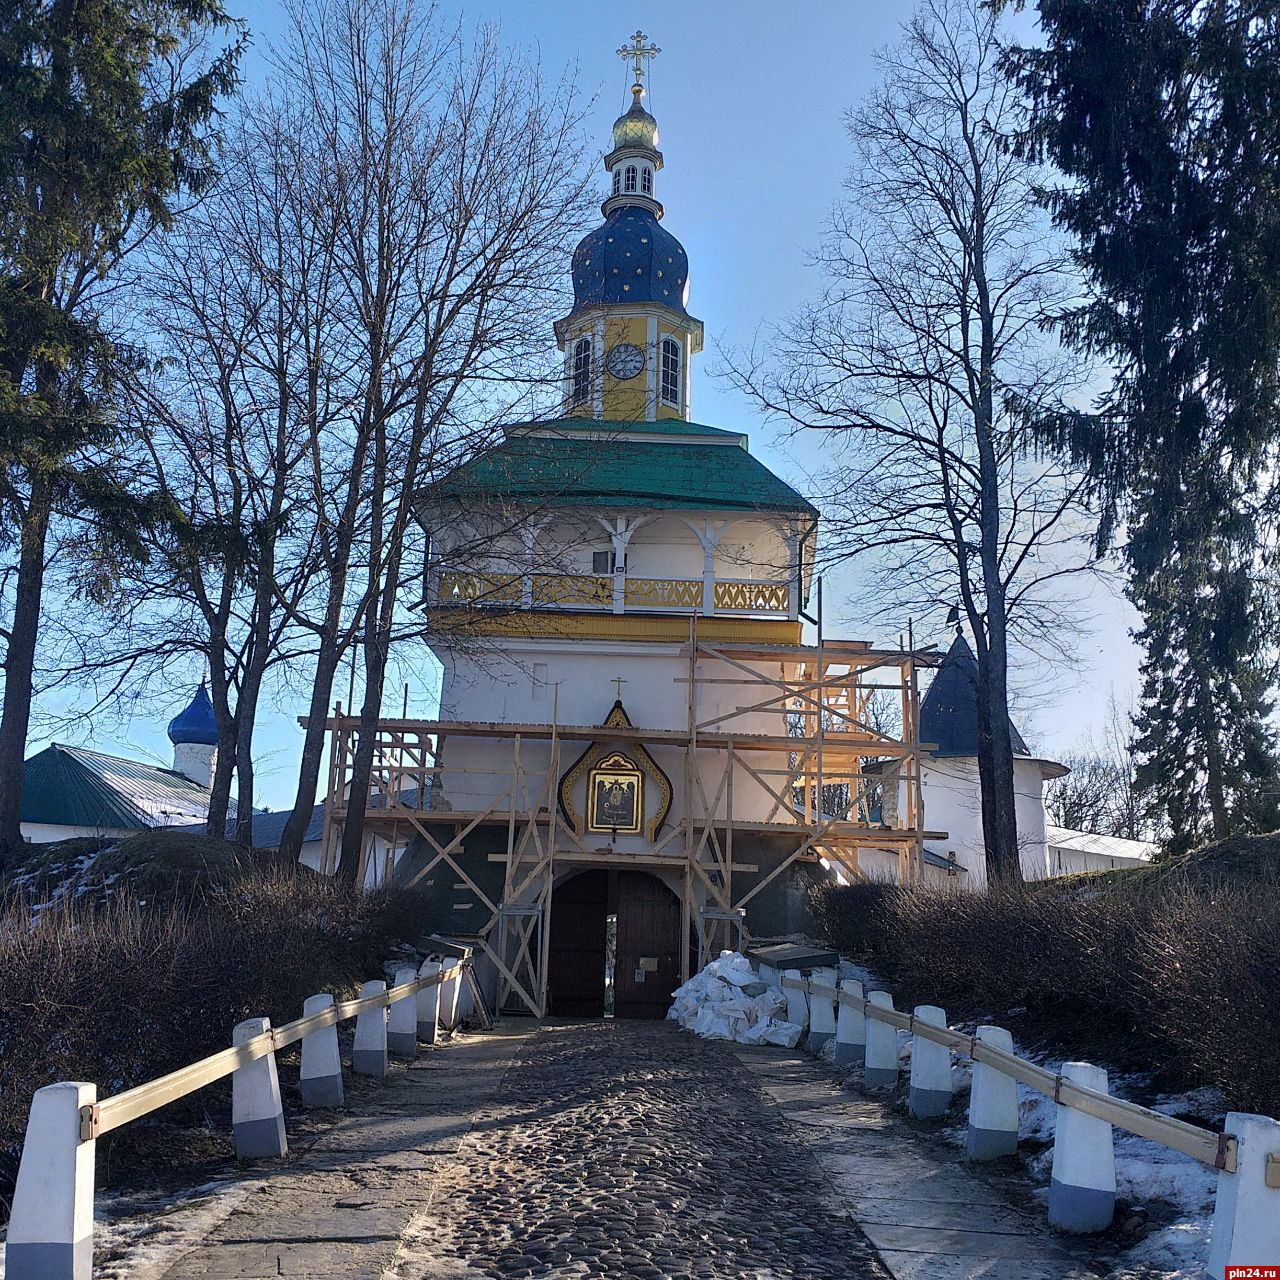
[430,570,793,618]
[531,574,613,607]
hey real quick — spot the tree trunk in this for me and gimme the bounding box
[205,737,235,838]
[204,644,236,838]
[277,635,344,865]
[335,621,390,888]
[981,610,1023,882]
[1194,662,1230,840]
[0,474,54,863]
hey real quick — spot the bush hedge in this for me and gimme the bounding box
[0,853,426,1216]
[807,842,1280,1116]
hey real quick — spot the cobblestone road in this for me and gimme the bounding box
[398,1021,889,1279]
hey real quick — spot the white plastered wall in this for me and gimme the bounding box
[913,755,1050,887]
[431,639,794,837]
[860,755,1051,889]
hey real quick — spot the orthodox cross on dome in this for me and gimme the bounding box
[618,30,660,89]
[611,674,628,700]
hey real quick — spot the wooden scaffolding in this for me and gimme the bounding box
[313,630,940,1017]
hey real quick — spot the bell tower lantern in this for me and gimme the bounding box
[553,31,704,422]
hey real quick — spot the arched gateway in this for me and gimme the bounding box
[547,869,683,1020]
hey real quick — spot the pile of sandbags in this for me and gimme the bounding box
[667,950,805,1047]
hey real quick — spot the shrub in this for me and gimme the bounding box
[808,852,1280,1115]
[0,862,426,1216]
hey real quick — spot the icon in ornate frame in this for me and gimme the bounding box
[587,752,644,834]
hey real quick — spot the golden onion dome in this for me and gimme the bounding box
[612,87,659,151]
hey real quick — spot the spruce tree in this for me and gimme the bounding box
[0,1,243,863]
[1008,0,1280,850]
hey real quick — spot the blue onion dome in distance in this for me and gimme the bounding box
[570,206,690,314]
[167,682,219,746]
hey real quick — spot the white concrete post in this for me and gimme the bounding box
[1048,1062,1116,1232]
[833,978,866,1067]
[757,961,779,990]
[864,990,899,1089]
[299,994,344,1108]
[417,958,442,1043]
[782,969,809,1032]
[966,1025,1019,1159]
[388,966,419,1057]
[908,1005,953,1119]
[807,966,838,1054]
[231,1017,287,1160]
[1205,1112,1280,1278]
[438,963,463,1032]
[353,980,389,1077]
[4,1082,96,1280]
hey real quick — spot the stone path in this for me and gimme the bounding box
[739,1045,1102,1280]
[150,1026,528,1279]
[393,1021,887,1280]
[138,1021,1104,1280]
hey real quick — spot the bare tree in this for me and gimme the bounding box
[1046,693,1151,841]
[39,93,337,841]
[250,0,593,876]
[723,0,1101,883]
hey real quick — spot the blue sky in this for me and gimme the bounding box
[43,0,1142,806]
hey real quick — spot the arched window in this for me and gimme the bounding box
[624,164,638,193]
[641,166,653,196]
[572,335,593,406]
[660,337,681,408]
[612,168,622,195]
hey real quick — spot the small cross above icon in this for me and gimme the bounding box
[611,675,628,699]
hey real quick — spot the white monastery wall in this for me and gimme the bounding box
[20,821,136,844]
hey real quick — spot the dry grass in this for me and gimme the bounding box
[808,840,1280,1115]
[0,858,425,1216]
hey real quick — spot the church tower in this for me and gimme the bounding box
[553,32,703,422]
[322,34,930,1021]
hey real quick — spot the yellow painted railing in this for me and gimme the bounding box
[437,571,520,604]
[531,573,612,606]
[625,576,703,609]
[714,579,789,613]
[433,571,792,617]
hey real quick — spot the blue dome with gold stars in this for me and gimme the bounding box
[570,205,690,316]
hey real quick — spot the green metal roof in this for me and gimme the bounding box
[434,422,818,516]
[22,743,212,830]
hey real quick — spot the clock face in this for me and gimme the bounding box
[605,342,646,380]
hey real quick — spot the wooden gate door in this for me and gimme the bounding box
[614,870,681,1019]
[547,869,608,1016]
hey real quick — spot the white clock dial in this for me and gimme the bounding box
[605,342,646,380]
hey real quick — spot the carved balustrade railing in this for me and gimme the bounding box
[713,579,790,614]
[431,570,792,617]
[624,576,703,609]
